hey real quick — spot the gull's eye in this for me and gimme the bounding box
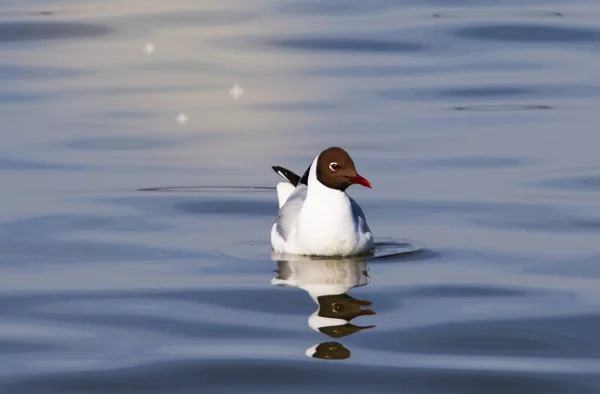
[329,162,339,172]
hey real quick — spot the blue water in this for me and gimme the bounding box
[1,0,600,393]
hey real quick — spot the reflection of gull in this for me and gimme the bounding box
[305,342,350,360]
[271,252,375,360]
[271,252,369,299]
[309,293,375,338]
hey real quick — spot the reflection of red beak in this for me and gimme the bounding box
[356,324,377,330]
[358,309,376,316]
[347,174,372,188]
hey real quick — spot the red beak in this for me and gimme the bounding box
[347,174,372,188]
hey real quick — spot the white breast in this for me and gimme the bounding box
[295,186,361,255]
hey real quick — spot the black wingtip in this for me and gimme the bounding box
[271,166,301,186]
[271,166,285,178]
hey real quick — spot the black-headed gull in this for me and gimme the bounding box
[270,147,373,256]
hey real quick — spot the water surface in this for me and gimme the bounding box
[1,0,600,393]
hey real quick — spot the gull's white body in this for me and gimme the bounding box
[271,156,373,256]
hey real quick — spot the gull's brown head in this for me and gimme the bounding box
[315,147,371,191]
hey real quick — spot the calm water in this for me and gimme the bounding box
[1,0,600,393]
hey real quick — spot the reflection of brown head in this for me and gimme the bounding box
[319,323,376,338]
[311,342,351,360]
[317,293,375,320]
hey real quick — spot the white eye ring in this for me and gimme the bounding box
[329,162,339,171]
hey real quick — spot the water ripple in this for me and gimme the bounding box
[2,359,598,393]
[453,24,600,42]
[0,22,111,43]
[271,37,426,53]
